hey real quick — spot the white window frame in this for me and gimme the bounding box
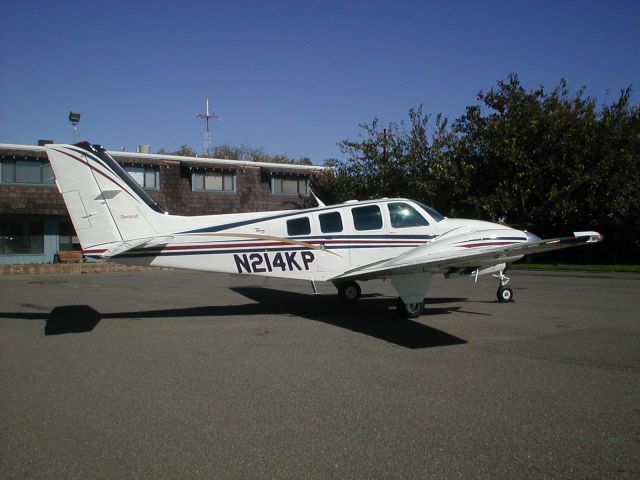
[192,170,236,193]
[271,175,309,196]
[123,164,160,190]
[0,158,55,185]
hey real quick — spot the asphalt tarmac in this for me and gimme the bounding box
[1,269,639,479]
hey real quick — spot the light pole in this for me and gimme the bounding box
[69,111,81,143]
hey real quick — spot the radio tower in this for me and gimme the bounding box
[196,98,220,157]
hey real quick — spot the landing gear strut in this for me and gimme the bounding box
[396,297,425,319]
[337,281,361,303]
[494,269,514,303]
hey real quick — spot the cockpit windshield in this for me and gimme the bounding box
[414,201,446,222]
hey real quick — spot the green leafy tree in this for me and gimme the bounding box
[453,74,639,237]
[328,75,639,262]
[156,145,198,157]
[320,106,452,209]
[214,144,312,165]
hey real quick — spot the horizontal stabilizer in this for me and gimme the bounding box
[103,236,173,258]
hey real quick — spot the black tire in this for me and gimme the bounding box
[497,286,514,303]
[337,281,361,303]
[396,297,425,319]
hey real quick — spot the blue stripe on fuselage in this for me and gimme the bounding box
[113,242,422,259]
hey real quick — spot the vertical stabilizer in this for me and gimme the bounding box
[45,143,167,252]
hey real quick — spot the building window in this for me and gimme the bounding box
[192,170,235,192]
[319,212,343,233]
[0,220,45,254]
[286,217,311,236]
[0,158,55,185]
[352,205,383,231]
[272,175,309,196]
[59,221,81,251]
[123,165,159,190]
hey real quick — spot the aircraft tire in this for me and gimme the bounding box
[396,297,425,319]
[497,286,514,303]
[337,281,361,303]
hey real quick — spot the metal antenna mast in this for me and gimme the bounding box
[196,98,220,157]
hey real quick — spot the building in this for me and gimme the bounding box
[0,143,325,265]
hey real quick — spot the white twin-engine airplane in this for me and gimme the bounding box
[45,142,603,318]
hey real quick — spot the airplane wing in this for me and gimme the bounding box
[329,231,603,282]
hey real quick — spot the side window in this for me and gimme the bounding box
[352,205,382,231]
[0,159,55,185]
[319,212,343,233]
[272,176,309,196]
[286,217,311,236]
[0,220,45,254]
[192,170,236,192]
[124,164,159,190]
[388,202,429,228]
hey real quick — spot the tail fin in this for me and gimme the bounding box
[45,142,168,255]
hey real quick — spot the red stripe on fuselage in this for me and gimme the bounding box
[460,241,520,248]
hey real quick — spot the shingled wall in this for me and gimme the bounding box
[0,148,67,216]
[0,147,320,217]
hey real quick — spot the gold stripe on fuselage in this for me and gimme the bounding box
[188,232,341,256]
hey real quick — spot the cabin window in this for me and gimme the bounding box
[415,201,446,222]
[0,158,55,185]
[124,164,159,190]
[192,170,235,192]
[388,202,429,228]
[287,217,311,236]
[272,175,309,196]
[352,205,382,231]
[319,212,343,233]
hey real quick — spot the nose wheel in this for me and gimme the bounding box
[497,285,514,302]
[494,269,514,302]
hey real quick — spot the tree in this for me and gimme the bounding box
[319,106,453,209]
[453,75,639,237]
[156,145,198,157]
[214,144,311,165]
[328,75,640,262]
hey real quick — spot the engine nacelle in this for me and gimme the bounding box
[473,263,506,277]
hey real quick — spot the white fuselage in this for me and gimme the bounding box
[100,199,526,282]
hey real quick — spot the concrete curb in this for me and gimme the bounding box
[0,262,170,276]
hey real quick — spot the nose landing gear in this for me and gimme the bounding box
[497,285,514,302]
[494,270,514,302]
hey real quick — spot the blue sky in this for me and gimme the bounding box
[1,0,638,163]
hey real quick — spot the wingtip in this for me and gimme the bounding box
[573,231,604,243]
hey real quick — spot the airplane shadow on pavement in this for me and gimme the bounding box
[0,289,469,349]
[229,287,468,349]
[45,305,102,335]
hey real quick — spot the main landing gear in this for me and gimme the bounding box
[494,269,514,303]
[337,281,361,303]
[395,297,425,319]
[335,280,426,319]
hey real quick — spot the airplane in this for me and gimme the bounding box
[45,142,603,318]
